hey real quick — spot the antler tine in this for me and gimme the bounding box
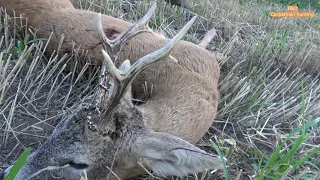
[101,50,124,81]
[97,13,108,51]
[97,2,157,60]
[111,2,157,45]
[99,15,197,125]
[125,15,197,80]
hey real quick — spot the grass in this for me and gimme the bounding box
[210,139,230,180]
[255,116,320,179]
[1,0,320,179]
[0,6,99,170]
[253,79,320,179]
[3,148,30,180]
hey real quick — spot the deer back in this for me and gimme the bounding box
[0,0,131,63]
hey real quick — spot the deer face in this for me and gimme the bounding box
[7,98,224,180]
[6,105,117,179]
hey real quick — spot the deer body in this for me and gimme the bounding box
[122,33,220,143]
[0,0,131,62]
[0,1,223,179]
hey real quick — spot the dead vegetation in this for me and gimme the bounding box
[0,0,319,179]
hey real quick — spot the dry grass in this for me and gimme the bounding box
[0,0,320,179]
[0,8,100,167]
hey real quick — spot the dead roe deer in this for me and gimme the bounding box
[0,0,224,179]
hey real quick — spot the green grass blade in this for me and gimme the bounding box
[209,139,229,180]
[292,146,320,170]
[278,134,305,172]
[261,141,281,171]
[280,117,320,147]
[260,117,320,177]
[4,148,31,180]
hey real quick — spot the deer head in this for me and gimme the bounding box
[3,2,225,180]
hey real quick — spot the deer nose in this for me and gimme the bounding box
[59,159,89,170]
[68,161,89,170]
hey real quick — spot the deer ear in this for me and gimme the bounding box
[133,131,225,177]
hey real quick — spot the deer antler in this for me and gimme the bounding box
[97,2,157,61]
[94,2,157,109]
[96,2,197,125]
